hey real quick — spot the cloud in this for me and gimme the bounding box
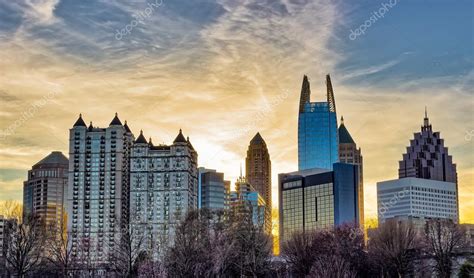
[341,59,400,80]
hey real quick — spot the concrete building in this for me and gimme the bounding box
[67,113,134,266]
[298,75,339,170]
[279,163,361,245]
[23,151,68,228]
[129,129,198,254]
[377,110,459,224]
[245,132,272,233]
[198,168,228,211]
[377,178,458,223]
[338,117,364,227]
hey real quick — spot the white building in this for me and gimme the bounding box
[377,177,458,223]
[130,129,198,255]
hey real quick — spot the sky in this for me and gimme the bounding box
[0,0,473,223]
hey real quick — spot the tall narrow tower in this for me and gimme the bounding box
[298,74,339,170]
[67,113,134,267]
[246,132,272,234]
[338,116,364,227]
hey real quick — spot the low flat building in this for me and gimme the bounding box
[377,177,458,223]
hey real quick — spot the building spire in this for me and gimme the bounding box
[240,163,243,178]
[326,74,336,113]
[423,106,430,127]
[299,75,311,113]
[340,116,344,125]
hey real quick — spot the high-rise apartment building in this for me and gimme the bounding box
[279,163,360,245]
[67,113,134,266]
[298,75,339,170]
[129,129,198,253]
[23,151,69,228]
[338,117,364,227]
[245,132,272,233]
[198,168,228,211]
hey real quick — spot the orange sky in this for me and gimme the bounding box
[0,0,472,224]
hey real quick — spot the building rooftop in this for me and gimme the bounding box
[34,151,68,167]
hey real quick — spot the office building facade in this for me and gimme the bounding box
[298,74,339,170]
[338,117,364,227]
[245,132,272,233]
[67,113,134,266]
[231,176,266,228]
[377,178,458,223]
[129,129,198,253]
[279,163,360,245]
[198,168,228,210]
[23,151,69,228]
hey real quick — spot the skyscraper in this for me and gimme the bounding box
[23,151,69,228]
[67,113,134,267]
[245,132,272,234]
[377,109,459,223]
[338,117,364,227]
[398,108,457,183]
[279,163,360,245]
[129,129,198,253]
[198,168,229,211]
[232,175,266,229]
[298,74,339,170]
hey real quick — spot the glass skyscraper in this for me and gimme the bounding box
[298,75,339,170]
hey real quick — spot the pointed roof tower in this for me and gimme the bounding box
[338,116,355,144]
[109,113,122,126]
[422,106,432,132]
[88,121,93,131]
[135,130,148,144]
[326,74,336,113]
[250,132,265,145]
[124,120,132,133]
[187,136,195,150]
[73,114,87,127]
[173,129,187,143]
[299,75,311,113]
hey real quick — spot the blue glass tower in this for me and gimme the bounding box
[298,75,339,170]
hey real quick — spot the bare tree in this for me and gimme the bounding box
[226,205,273,277]
[3,214,45,277]
[110,222,147,277]
[44,215,76,277]
[424,219,467,278]
[368,219,421,277]
[0,200,22,219]
[165,209,214,277]
[281,230,316,277]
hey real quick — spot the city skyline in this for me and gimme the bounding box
[0,0,473,224]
